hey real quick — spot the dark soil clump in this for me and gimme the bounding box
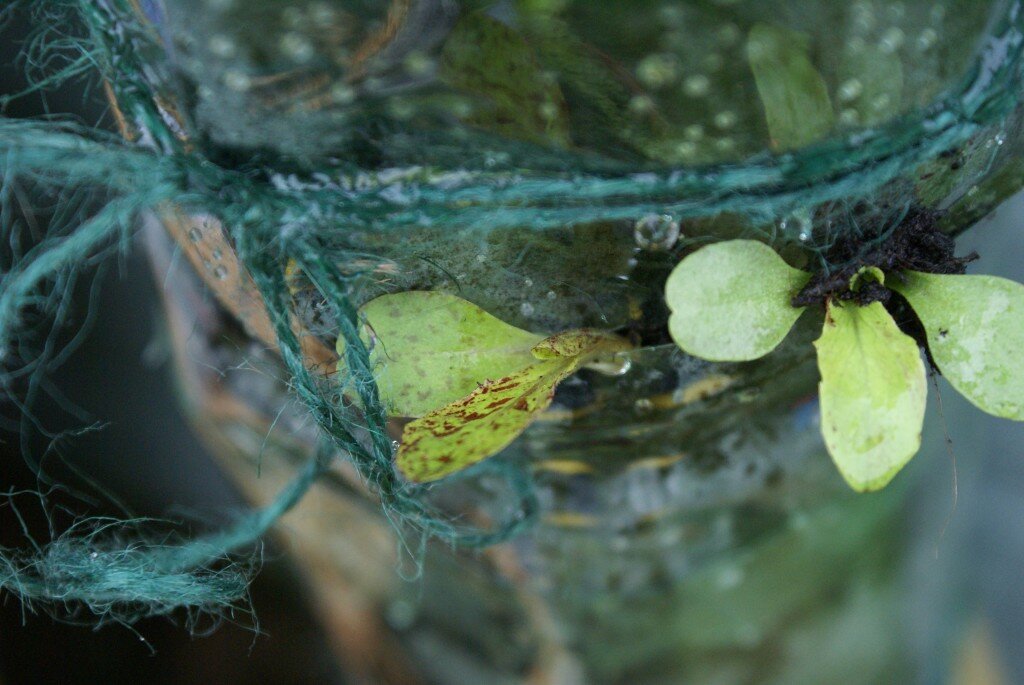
[792,207,977,368]
[791,208,978,309]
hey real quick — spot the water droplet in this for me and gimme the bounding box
[714,137,736,153]
[475,253,487,263]
[520,302,535,317]
[838,78,863,102]
[870,92,892,113]
[330,83,356,105]
[280,32,314,62]
[612,357,632,376]
[777,210,813,242]
[223,69,251,91]
[524,278,534,287]
[587,355,632,377]
[634,214,681,251]
[683,74,710,97]
[208,34,236,58]
[538,101,559,122]
[713,110,738,130]
[628,95,656,115]
[211,248,223,261]
[878,28,905,54]
[916,28,938,51]
[188,226,203,243]
[839,108,860,126]
[633,398,655,415]
[403,51,432,77]
[546,290,557,300]
[213,265,229,280]
[852,2,876,33]
[684,124,705,141]
[446,99,472,120]
[674,141,698,159]
[636,53,680,88]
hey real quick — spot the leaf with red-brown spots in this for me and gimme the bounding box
[397,330,630,482]
[339,291,545,417]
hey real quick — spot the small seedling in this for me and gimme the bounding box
[665,237,1024,491]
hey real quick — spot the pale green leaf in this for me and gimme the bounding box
[814,301,927,492]
[665,240,811,361]
[747,23,835,150]
[397,330,630,482]
[891,271,1024,420]
[341,291,545,417]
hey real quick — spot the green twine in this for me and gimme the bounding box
[0,0,1021,626]
[0,439,333,626]
[237,226,537,547]
[0,0,538,626]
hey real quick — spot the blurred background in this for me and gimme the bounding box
[2,6,1024,685]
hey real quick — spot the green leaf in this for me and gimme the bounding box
[838,43,903,126]
[891,271,1024,420]
[342,291,545,417]
[665,240,811,361]
[747,23,835,151]
[440,12,571,146]
[397,330,630,482]
[814,301,927,492]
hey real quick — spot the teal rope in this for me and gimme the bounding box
[237,10,1024,235]
[0,0,541,624]
[0,440,333,622]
